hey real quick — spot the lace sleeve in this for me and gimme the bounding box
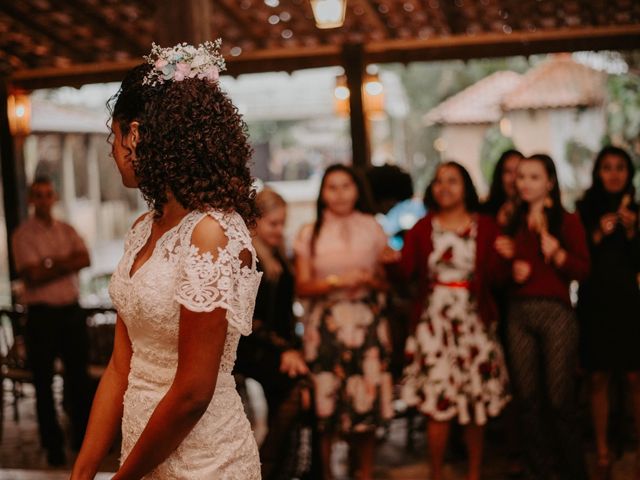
[124,212,151,252]
[174,212,262,336]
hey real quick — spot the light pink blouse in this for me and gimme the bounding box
[294,210,387,280]
[12,217,89,306]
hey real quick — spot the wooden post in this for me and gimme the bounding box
[342,43,370,169]
[154,0,212,45]
[0,81,27,285]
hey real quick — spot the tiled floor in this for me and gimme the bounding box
[1,378,120,476]
[0,471,113,479]
[1,378,638,479]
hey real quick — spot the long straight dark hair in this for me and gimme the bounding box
[482,149,524,216]
[506,154,565,239]
[310,164,373,255]
[578,146,637,216]
[424,161,480,213]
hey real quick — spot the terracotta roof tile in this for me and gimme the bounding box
[424,71,522,125]
[502,54,606,111]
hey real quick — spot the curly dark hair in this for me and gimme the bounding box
[108,63,258,226]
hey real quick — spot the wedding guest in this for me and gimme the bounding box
[576,145,640,480]
[294,164,393,480]
[395,161,510,480]
[12,176,92,466]
[235,188,310,480]
[481,149,524,227]
[366,163,416,380]
[481,148,525,476]
[496,153,590,480]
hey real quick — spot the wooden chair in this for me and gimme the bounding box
[0,307,117,443]
[0,309,32,443]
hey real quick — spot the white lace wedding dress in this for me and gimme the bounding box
[109,209,262,479]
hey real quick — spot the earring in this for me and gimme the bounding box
[544,196,553,209]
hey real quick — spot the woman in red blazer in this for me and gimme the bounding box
[391,161,510,480]
[495,154,589,480]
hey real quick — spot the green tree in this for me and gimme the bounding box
[381,56,531,190]
[605,72,640,159]
[480,126,516,184]
[604,70,640,190]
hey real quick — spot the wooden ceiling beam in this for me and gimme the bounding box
[9,25,640,90]
[154,0,212,45]
[51,0,148,54]
[439,0,467,35]
[213,0,266,46]
[0,3,94,62]
[9,59,141,90]
[365,24,640,63]
[350,0,390,38]
[8,45,343,89]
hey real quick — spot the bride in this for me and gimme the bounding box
[71,42,262,479]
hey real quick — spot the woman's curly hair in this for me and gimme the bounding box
[108,63,258,227]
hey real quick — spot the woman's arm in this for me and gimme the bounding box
[484,220,512,286]
[113,307,228,480]
[71,316,132,480]
[385,220,422,283]
[294,254,361,297]
[552,213,590,281]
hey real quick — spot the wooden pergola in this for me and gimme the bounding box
[0,0,639,283]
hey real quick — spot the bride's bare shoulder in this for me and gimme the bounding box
[190,213,228,252]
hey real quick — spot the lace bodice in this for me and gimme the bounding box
[110,209,261,379]
[109,209,262,479]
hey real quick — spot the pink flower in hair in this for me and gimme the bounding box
[200,66,219,82]
[173,62,191,81]
[142,41,226,86]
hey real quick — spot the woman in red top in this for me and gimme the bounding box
[481,149,526,476]
[393,162,510,480]
[496,154,589,480]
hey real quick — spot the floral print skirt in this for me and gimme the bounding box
[401,286,509,425]
[304,294,394,434]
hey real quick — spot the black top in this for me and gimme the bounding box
[577,199,640,371]
[234,248,297,379]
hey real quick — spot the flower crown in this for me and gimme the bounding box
[142,40,227,86]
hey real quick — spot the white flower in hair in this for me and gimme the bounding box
[142,40,227,86]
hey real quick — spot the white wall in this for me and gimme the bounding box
[440,124,490,195]
[508,106,606,194]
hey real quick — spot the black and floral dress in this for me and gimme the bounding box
[401,220,509,425]
[294,211,394,434]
